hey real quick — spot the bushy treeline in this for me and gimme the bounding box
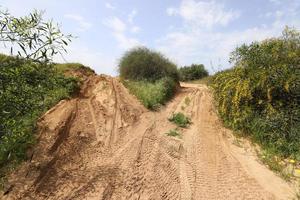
[119,47,179,109]
[119,47,179,82]
[0,54,79,179]
[211,27,300,158]
[179,64,208,81]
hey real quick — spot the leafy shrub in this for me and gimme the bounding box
[124,77,177,110]
[179,64,208,81]
[166,128,181,138]
[211,27,300,158]
[119,47,179,82]
[169,112,191,128]
[120,47,180,110]
[0,54,79,180]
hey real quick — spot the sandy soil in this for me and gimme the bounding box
[2,76,297,200]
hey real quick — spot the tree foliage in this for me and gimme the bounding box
[179,64,208,81]
[211,27,300,158]
[0,9,72,62]
[119,47,179,110]
[118,47,179,82]
[0,54,79,170]
[0,9,75,186]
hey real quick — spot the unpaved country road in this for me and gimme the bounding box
[3,75,297,200]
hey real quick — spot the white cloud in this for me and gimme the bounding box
[275,10,284,18]
[157,26,282,73]
[167,0,240,28]
[103,16,142,49]
[103,16,126,32]
[269,0,282,4]
[128,9,137,23]
[113,32,141,49]
[55,42,117,75]
[131,26,141,33]
[105,2,116,10]
[127,9,141,33]
[166,7,177,16]
[159,0,300,73]
[64,14,92,32]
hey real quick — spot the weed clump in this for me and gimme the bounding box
[169,112,191,128]
[124,77,176,110]
[166,129,181,138]
[184,97,191,106]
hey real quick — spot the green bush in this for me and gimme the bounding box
[179,64,208,81]
[0,54,79,179]
[119,47,179,110]
[124,77,177,110]
[118,47,179,82]
[211,27,300,158]
[169,112,191,128]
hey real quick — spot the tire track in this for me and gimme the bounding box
[4,77,296,200]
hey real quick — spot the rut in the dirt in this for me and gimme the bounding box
[3,75,296,200]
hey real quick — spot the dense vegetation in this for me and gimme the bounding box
[119,47,180,110]
[0,9,75,187]
[119,47,179,82]
[0,55,79,184]
[211,27,300,159]
[179,64,208,81]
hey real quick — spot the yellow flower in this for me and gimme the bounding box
[289,159,296,164]
[294,169,300,177]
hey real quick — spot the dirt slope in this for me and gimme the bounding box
[2,76,297,200]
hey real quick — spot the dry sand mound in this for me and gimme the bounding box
[2,76,297,200]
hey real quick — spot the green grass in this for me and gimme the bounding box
[166,128,181,138]
[169,112,191,128]
[123,77,177,110]
[54,62,95,75]
[258,150,291,181]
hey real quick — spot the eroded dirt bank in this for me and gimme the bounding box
[2,76,296,200]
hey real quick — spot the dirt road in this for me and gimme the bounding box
[3,75,296,199]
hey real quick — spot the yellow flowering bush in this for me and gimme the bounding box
[211,27,300,158]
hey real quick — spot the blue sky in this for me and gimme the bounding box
[0,0,299,75]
